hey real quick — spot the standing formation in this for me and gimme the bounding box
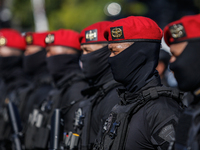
[0,14,200,150]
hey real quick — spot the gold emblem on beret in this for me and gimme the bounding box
[45,34,54,44]
[25,35,33,44]
[169,23,186,39]
[86,30,97,41]
[111,27,122,38]
[0,37,7,46]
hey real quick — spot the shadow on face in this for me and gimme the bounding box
[24,45,43,56]
[81,43,108,55]
[46,46,79,57]
[0,46,23,57]
[108,42,134,57]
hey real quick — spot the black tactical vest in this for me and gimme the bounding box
[74,80,122,150]
[93,86,184,150]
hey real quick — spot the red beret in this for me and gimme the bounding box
[164,14,200,46]
[45,29,81,51]
[104,16,162,43]
[25,32,49,48]
[0,28,26,50]
[79,21,112,45]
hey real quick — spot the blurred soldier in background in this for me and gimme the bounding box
[164,14,200,150]
[156,49,171,86]
[96,16,184,150]
[19,32,53,124]
[24,29,88,150]
[0,28,29,150]
[74,21,122,150]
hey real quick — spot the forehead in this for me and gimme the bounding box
[170,42,188,55]
[109,42,133,47]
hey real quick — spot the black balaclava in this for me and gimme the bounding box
[0,55,29,91]
[109,41,160,93]
[170,41,200,92]
[23,49,48,76]
[46,54,81,83]
[80,46,111,85]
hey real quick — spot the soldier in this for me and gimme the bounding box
[73,21,122,150]
[163,14,200,150]
[95,16,184,150]
[20,32,53,123]
[0,28,29,150]
[24,29,88,149]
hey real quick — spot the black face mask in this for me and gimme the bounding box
[0,56,22,73]
[170,41,200,92]
[23,49,47,75]
[109,42,160,93]
[80,46,111,80]
[46,54,80,82]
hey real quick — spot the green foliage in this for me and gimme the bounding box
[11,0,123,32]
[12,0,34,29]
[48,0,122,32]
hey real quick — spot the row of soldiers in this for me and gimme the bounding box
[0,14,199,150]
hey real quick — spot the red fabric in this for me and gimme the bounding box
[25,32,49,48]
[46,29,81,51]
[0,28,26,50]
[164,14,200,46]
[79,21,112,44]
[104,16,163,43]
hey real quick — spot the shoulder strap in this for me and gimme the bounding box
[98,86,184,150]
[81,80,121,150]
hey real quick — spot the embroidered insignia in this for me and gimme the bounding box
[25,35,33,44]
[45,34,54,44]
[85,29,98,42]
[0,36,7,46]
[110,26,124,40]
[169,23,186,39]
[159,124,175,142]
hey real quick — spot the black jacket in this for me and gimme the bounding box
[76,70,123,150]
[102,77,184,150]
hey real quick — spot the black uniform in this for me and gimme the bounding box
[0,55,30,149]
[97,42,184,150]
[169,41,200,149]
[23,53,88,149]
[74,46,122,150]
[20,49,53,123]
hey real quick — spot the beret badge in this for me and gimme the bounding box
[85,29,97,42]
[45,34,54,44]
[0,36,7,46]
[169,23,186,39]
[25,35,33,45]
[110,26,124,40]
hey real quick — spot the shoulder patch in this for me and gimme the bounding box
[159,124,175,142]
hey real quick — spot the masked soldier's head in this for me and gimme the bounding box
[79,21,112,84]
[103,16,162,93]
[23,32,49,76]
[45,29,82,82]
[164,14,200,94]
[0,28,25,73]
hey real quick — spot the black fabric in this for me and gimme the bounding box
[23,49,48,76]
[99,78,183,150]
[80,46,111,85]
[108,41,160,93]
[46,54,81,83]
[170,41,200,92]
[0,56,29,92]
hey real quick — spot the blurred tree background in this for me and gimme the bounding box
[0,0,199,32]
